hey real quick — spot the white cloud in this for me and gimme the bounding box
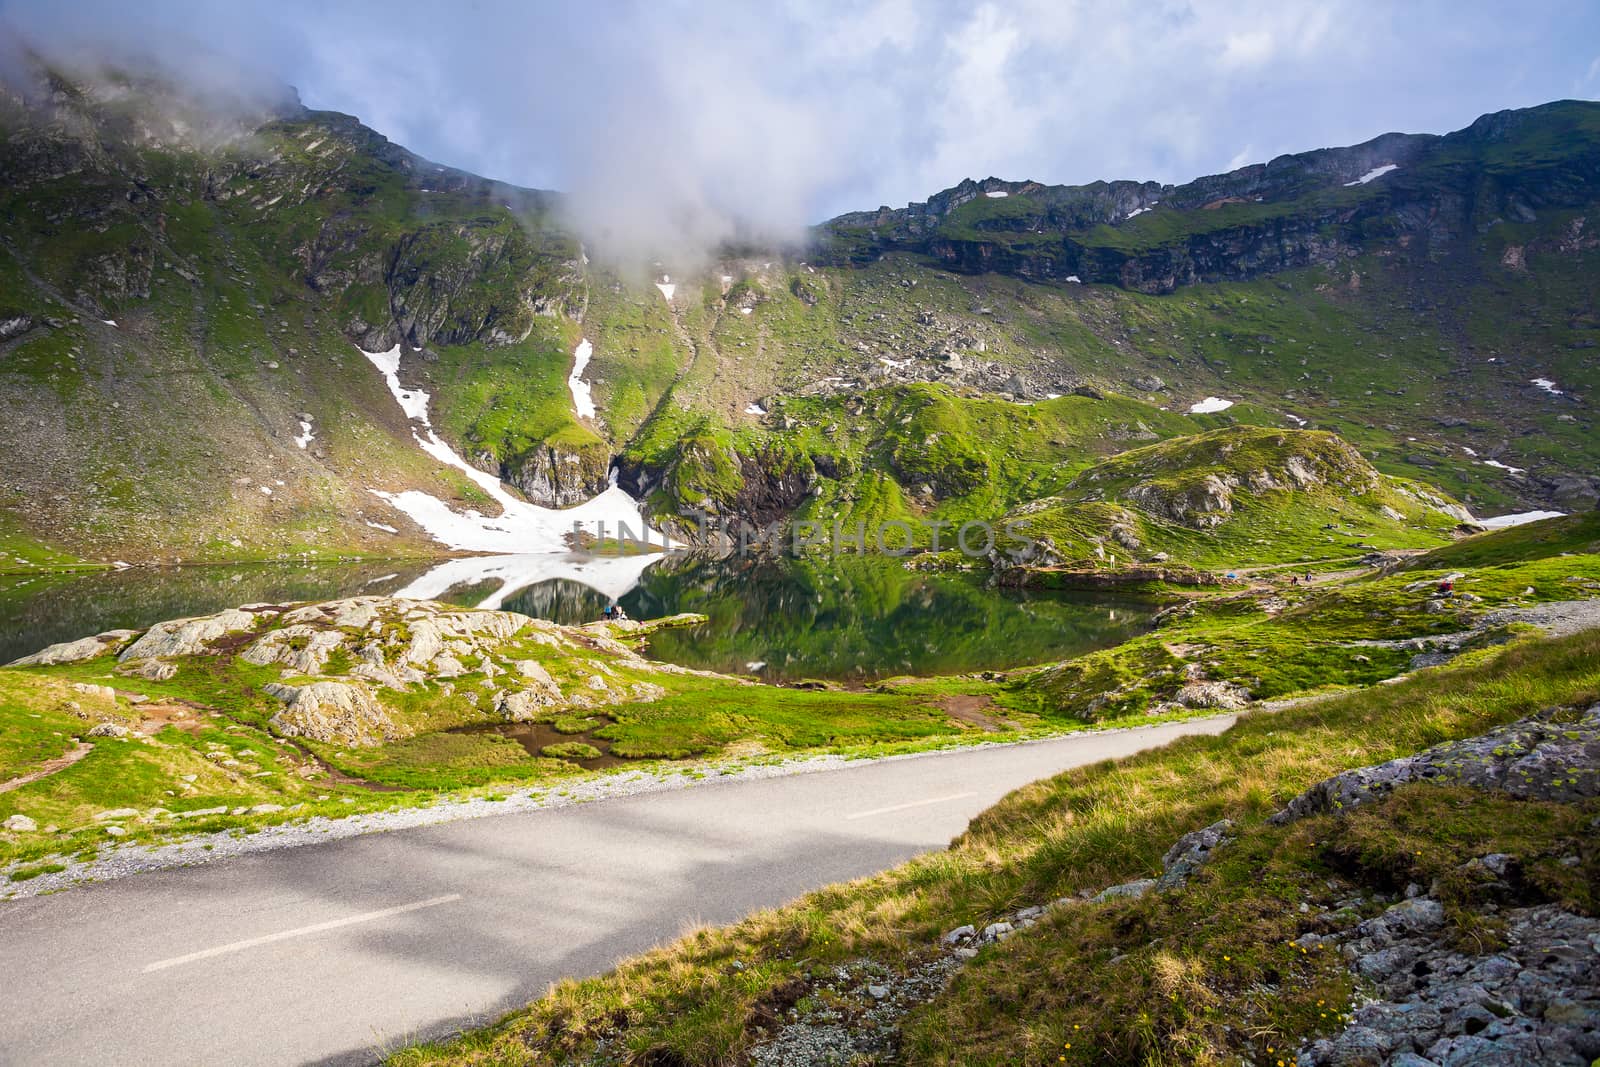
[1221,29,1275,69]
[3,0,1595,262]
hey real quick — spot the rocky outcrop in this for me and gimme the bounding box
[501,444,611,508]
[240,625,348,675]
[7,628,137,667]
[818,102,1600,295]
[1269,702,1600,824]
[14,597,711,748]
[1263,704,1600,1065]
[618,441,817,547]
[996,564,1224,589]
[118,610,259,661]
[263,681,404,746]
[1172,680,1253,710]
[1306,903,1600,1067]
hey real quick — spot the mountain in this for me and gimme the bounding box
[1,59,1596,567]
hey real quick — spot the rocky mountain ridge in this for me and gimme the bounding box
[0,59,1595,564]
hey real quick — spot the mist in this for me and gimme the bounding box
[3,0,1597,268]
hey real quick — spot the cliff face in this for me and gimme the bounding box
[1,58,1596,562]
[617,440,817,546]
[821,102,1600,294]
[500,443,612,509]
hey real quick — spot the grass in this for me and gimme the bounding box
[903,781,1597,1065]
[388,627,1600,1066]
[334,731,577,790]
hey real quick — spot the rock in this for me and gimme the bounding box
[103,825,127,837]
[1272,702,1600,824]
[86,721,131,738]
[119,658,177,682]
[119,609,259,660]
[497,682,564,722]
[1369,898,1446,936]
[71,682,118,702]
[980,921,1014,941]
[1317,1025,1393,1066]
[1157,818,1234,889]
[3,814,38,832]
[1319,902,1599,1067]
[1174,681,1251,710]
[942,924,975,944]
[177,806,229,818]
[7,629,137,666]
[95,808,140,820]
[953,946,978,959]
[867,984,889,1000]
[1093,878,1156,903]
[241,626,348,675]
[248,804,285,815]
[263,681,405,746]
[1133,374,1166,392]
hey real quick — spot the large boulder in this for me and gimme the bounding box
[1174,681,1252,710]
[1272,702,1600,824]
[263,681,405,746]
[240,625,349,675]
[8,629,137,666]
[119,609,259,661]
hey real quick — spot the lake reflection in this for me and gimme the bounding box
[2,553,1155,681]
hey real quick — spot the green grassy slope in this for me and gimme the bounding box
[1,69,1595,560]
[387,624,1600,1067]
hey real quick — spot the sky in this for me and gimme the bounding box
[3,0,1599,260]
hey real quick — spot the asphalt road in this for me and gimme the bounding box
[0,717,1233,1066]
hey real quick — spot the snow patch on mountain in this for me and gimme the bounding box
[1344,164,1398,186]
[568,339,597,418]
[1478,510,1565,529]
[358,345,659,554]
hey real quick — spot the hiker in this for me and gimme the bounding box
[1289,575,1300,586]
[1304,571,1313,583]
[1438,579,1454,596]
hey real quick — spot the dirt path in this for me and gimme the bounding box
[0,742,93,795]
[935,693,1013,732]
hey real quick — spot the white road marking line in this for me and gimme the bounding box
[844,792,977,821]
[141,893,463,973]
